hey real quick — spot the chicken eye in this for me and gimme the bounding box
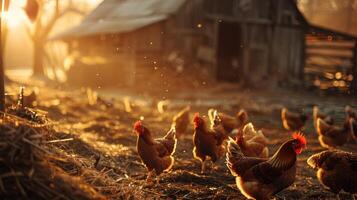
[292,141,300,147]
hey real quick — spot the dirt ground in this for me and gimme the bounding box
[5,77,357,200]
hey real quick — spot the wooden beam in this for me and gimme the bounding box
[306,40,355,48]
[206,14,272,25]
[306,49,353,59]
[306,60,352,69]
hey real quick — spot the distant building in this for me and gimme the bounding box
[53,0,357,91]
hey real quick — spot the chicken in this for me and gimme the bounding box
[209,109,231,137]
[208,108,248,134]
[349,118,357,143]
[345,105,357,120]
[316,118,352,148]
[313,106,334,129]
[281,108,308,131]
[226,133,306,200]
[171,106,190,138]
[307,150,357,200]
[134,121,177,184]
[193,113,226,173]
[157,100,170,114]
[236,123,269,158]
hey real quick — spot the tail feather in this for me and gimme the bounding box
[260,147,269,158]
[237,109,248,124]
[160,156,174,173]
[313,106,319,121]
[163,127,177,155]
[316,118,329,136]
[208,108,216,125]
[226,137,244,176]
[242,123,255,134]
[164,127,177,140]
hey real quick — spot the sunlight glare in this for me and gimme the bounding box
[1,0,28,28]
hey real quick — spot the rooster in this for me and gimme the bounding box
[171,106,190,138]
[281,108,308,131]
[193,113,226,173]
[208,108,248,134]
[313,106,334,129]
[226,133,306,200]
[236,123,269,158]
[307,150,357,200]
[316,118,352,148]
[134,121,177,184]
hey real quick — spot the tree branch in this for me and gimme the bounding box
[42,0,86,37]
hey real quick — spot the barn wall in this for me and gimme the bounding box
[271,27,304,83]
[66,0,309,87]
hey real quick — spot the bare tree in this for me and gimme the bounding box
[0,0,10,112]
[24,0,84,77]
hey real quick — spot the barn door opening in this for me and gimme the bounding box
[217,22,242,82]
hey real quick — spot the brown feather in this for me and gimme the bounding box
[316,118,349,148]
[281,108,307,131]
[307,150,357,194]
[226,138,302,200]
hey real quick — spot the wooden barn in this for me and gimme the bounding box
[53,0,357,90]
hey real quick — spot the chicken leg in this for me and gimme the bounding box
[201,160,207,174]
[146,170,155,184]
[156,175,161,184]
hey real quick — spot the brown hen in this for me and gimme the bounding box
[316,118,352,148]
[193,113,226,173]
[208,108,248,134]
[307,150,357,200]
[236,123,269,158]
[134,121,177,184]
[226,133,306,200]
[171,106,190,138]
[281,108,308,131]
[313,106,334,129]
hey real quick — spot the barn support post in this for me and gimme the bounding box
[267,23,275,75]
[241,22,249,83]
[351,40,357,93]
[299,30,306,83]
[213,19,219,80]
[0,11,4,112]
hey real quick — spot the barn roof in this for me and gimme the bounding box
[52,0,186,40]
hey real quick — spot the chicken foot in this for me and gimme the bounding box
[201,160,207,174]
[146,170,156,185]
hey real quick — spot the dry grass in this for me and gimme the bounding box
[0,111,105,200]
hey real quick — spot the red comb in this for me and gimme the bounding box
[193,113,201,128]
[193,112,200,121]
[293,132,306,146]
[134,121,143,132]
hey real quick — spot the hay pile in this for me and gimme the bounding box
[0,112,105,200]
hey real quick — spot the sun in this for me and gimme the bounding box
[2,11,23,28]
[1,0,27,28]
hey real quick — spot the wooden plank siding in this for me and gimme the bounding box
[65,0,312,87]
